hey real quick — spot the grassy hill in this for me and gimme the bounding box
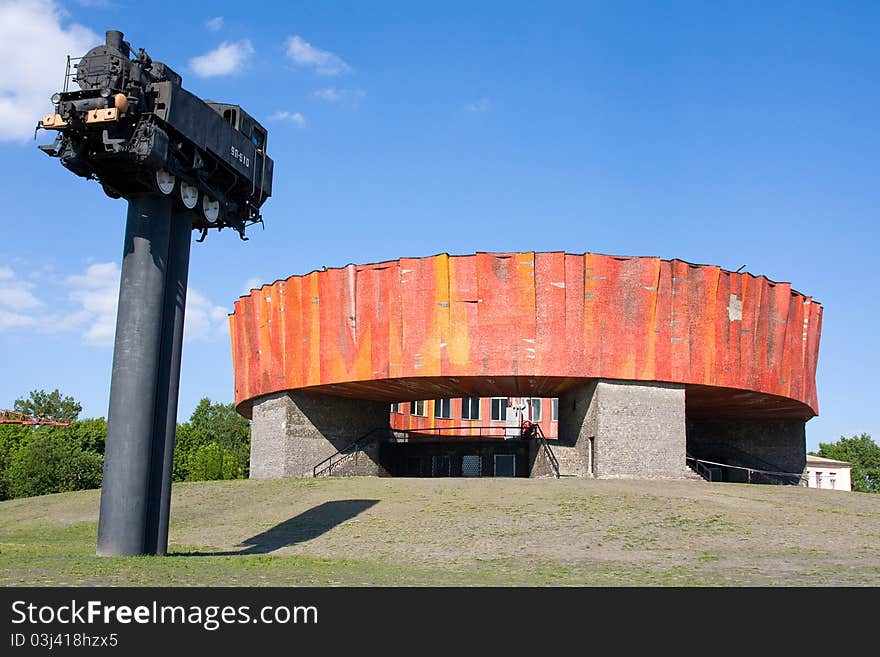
[2,477,879,586]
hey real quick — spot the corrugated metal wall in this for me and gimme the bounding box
[230,252,821,417]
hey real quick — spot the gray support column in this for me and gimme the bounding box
[97,194,172,556]
[144,208,193,556]
[557,379,686,479]
[250,392,391,478]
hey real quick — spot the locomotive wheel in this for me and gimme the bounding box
[180,182,199,209]
[202,195,220,224]
[155,170,175,195]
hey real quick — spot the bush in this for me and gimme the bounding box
[4,433,103,499]
[186,442,246,481]
[174,399,250,482]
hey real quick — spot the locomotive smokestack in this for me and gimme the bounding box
[106,30,127,56]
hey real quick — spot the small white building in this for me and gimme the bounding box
[804,455,852,492]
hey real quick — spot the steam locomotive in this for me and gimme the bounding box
[37,30,273,240]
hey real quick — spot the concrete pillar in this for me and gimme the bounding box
[557,379,687,479]
[250,392,391,478]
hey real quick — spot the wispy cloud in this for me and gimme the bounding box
[269,111,306,127]
[312,87,366,104]
[66,262,119,346]
[464,97,492,113]
[243,277,263,295]
[205,16,224,32]
[0,262,230,346]
[183,289,230,342]
[285,35,350,76]
[0,0,99,142]
[0,266,43,330]
[189,40,254,78]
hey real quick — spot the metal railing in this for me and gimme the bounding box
[686,455,806,485]
[533,424,560,478]
[312,423,559,477]
[385,425,530,440]
[312,427,392,478]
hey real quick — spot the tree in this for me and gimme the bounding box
[187,442,245,481]
[812,434,880,494]
[0,423,32,500]
[4,432,103,499]
[13,389,82,423]
[173,398,250,482]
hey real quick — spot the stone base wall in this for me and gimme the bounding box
[557,380,687,479]
[250,392,390,478]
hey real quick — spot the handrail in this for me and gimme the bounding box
[692,441,788,475]
[533,425,560,478]
[312,427,391,478]
[686,453,715,481]
[686,454,805,485]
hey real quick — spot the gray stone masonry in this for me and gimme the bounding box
[250,392,391,478]
[556,379,687,479]
[686,418,806,479]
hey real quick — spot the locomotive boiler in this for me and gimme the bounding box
[37,29,273,240]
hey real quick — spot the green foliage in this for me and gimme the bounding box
[186,442,246,481]
[812,433,880,494]
[0,389,247,498]
[14,388,82,423]
[4,432,103,499]
[0,423,33,500]
[173,398,250,482]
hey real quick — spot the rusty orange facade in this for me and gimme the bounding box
[230,252,822,420]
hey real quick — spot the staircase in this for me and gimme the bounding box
[312,427,390,477]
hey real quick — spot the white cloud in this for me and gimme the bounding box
[0,0,100,142]
[206,16,224,31]
[189,40,254,78]
[243,277,263,294]
[184,289,229,343]
[312,87,365,104]
[0,264,42,330]
[269,111,306,127]
[0,266,42,310]
[464,97,491,113]
[0,261,230,346]
[66,262,120,346]
[285,35,350,76]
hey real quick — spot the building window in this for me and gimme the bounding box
[815,472,822,488]
[461,397,480,420]
[390,402,401,414]
[434,398,452,419]
[410,400,426,417]
[491,398,507,421]
[828,472,836,490]
[552,398,559,421]
[529,398,542,422]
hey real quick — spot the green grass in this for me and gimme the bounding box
[2,477,879,586]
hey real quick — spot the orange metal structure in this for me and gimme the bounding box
[0,409,71,426]
[230,252,822,420]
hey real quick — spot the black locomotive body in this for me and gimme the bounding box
[38,30,273,239]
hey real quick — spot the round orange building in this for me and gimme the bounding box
[230,251,822,480]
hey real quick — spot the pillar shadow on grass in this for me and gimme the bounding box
[176,499,379,556]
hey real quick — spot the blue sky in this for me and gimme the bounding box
[0,0,877,451]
